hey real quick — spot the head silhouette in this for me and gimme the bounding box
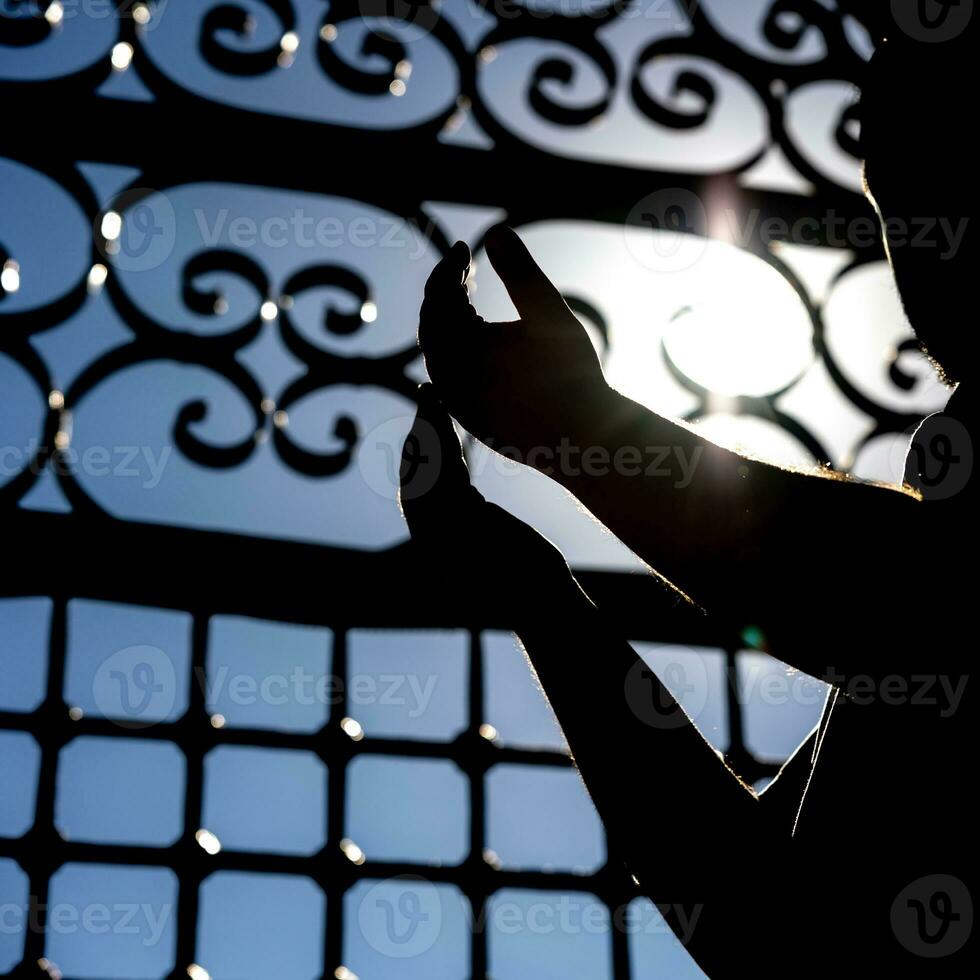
[859,21,973,386]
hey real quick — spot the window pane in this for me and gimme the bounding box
[0,596,50,712]
[627,898,708,979]
[206,616,331,732]
[629,644,730,755]
[343,878,470,979]
[201,746,326,855]
[484,631,567,752]
[0,858,28,972]
[346,756,468,864]
[0,731,40,837]
[45,864,177,980]
[64,600,192,725]
[488,889,611,980]
[347,629,467,741]
[487,765,605,873]
[737,651,829,762]
[197,871,324,980]
[55,736,185,846]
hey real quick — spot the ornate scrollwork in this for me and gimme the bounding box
[0,341,60,508]
[172,360,267,470]
[1,2,938,528]
[315,0,437,97]
[271,390,359,478]
[630,51,717,130]
[762,0,839,54]
[0,0,55,47]
[199,0,297,76]
[277,263,371,364]
[105,248,267,357]
[0,0,874,165]
[317,25,408,96]
[834,100,861,159]
[179,250,269,349]
[528,49,615,127]
[313,0,468,137]
[888,338,925,394]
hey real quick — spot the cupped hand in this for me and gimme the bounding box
[418,226,609,457]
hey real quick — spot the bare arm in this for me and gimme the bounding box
[419,228,930,682]
[544,384,926,679]
[400,387,775,904]
[511,570,769,899]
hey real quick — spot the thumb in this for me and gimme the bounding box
[484,225,565,320]
[399,384,480,530]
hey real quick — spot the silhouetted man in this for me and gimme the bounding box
[404,21,973,977]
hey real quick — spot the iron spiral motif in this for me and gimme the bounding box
[0,0,940,521]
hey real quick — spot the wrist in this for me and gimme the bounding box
[527,383,629,484]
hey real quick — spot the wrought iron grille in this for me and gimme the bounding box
[0,0,950,977]
[2,513,764,978]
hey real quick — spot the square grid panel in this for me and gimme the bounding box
[0,589,826,979]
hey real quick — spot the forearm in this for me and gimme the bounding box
[551,387,765,593]
[511,568,762,899]
[537,386,921,661]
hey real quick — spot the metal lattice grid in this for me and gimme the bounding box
[0,513,788,978]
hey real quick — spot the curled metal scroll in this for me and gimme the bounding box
[0,0,55,48]
[631,54,717,131]
[199,0,297,76]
